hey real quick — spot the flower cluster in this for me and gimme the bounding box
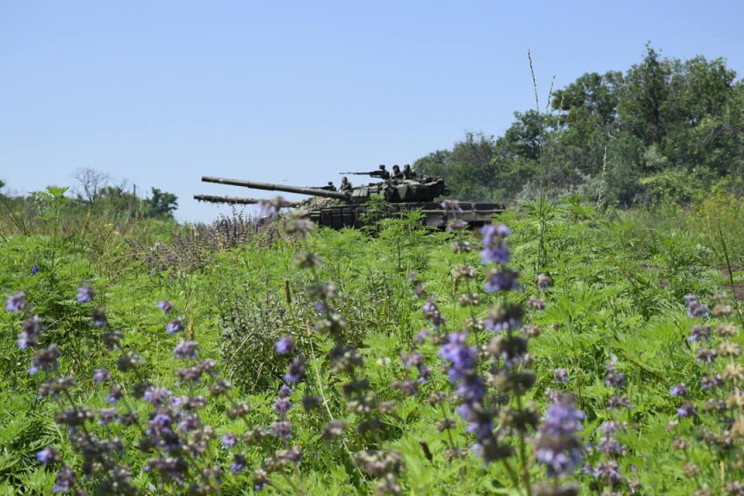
[533,393,583,496]
[669,293,744,492]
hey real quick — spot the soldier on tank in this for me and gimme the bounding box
[391,164,404,179]
[340,176,352,191]
[403,164,416,179]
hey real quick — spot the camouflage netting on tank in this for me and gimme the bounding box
[298,197,343,208]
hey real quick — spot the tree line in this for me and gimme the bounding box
[0,168,178,221]
[413,45,744,206]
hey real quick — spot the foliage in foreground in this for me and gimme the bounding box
[0,197,743,495]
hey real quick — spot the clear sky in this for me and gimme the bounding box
[2,0,743,223]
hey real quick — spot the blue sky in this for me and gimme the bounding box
[2,0,743,222]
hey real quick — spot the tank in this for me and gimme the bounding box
[197,174,504,229]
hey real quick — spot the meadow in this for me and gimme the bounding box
[1,191,743,495]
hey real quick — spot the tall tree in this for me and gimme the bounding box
[619,44,671,149]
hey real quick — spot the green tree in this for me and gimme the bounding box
[144,187,178,219]
[619,44,671,148]
[448,132,499,200]
[96,186,141,217]
[413,149,451,178]
[552,71,624,177]
[662,56,739,175]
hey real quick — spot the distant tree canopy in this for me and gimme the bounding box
[0,168,178,221]
[413,45,744,206]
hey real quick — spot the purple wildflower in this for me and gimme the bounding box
[484,304,524,332]
[535,394,584,477]
[31,264,40,275]
[701,374,723,390]
[480,224,511,264]
[29,344,61,375]
[53,465,77,493]
[157,300,174,314]
[481,223,510,244]
[608,394,632,409]
[166,317,184,335]
[257,197,283,218]
[147,412,174,437]
[392,379,419,396]
[18,316,43,349]
[529,298,546,311]
[6,291,27,312]
[483,268,521,293]
[143,386,172,407]
[274,397,292,418]
[106,384,123,404]
[415,329,429,344]
[604,363,625,388]
[670,383,687,397]
[480,242,510,265]
[271,421,293,438]
[173,340,199,360]
[596,421,625,457]
[684,294,709,319]
[97,408,118,425]
[76,285,94,303]
[178,414,200,432]
[455,374,486,405]
[231,453,246,474]
[554,368,569,383]
[696,348,717,363]
[93,368,111,383]
[688,325,711,342]
[422,298,445,330]
[275,336,295,355]
[537,273,551,290]
[438,333,477,381]
[221,432,238,448]
[91,307,107,327]
[37,445,60,464]
[676,402,697,418]
[253,469,269,491]
[278,384,292,397]
[593,461,622,481]
[283,355,306,384]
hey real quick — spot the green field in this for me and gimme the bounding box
[1,193,743,495]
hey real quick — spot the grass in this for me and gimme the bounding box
[0,194,743,495]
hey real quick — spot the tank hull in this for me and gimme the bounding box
[308,202,505,229]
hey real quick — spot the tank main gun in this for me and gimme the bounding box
[201,176,350,201]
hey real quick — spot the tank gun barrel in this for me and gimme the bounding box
[201,176,348,200]
[193,194,301,207]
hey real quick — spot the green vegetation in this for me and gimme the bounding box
[1,190,743,494]
[414,45,744,207]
